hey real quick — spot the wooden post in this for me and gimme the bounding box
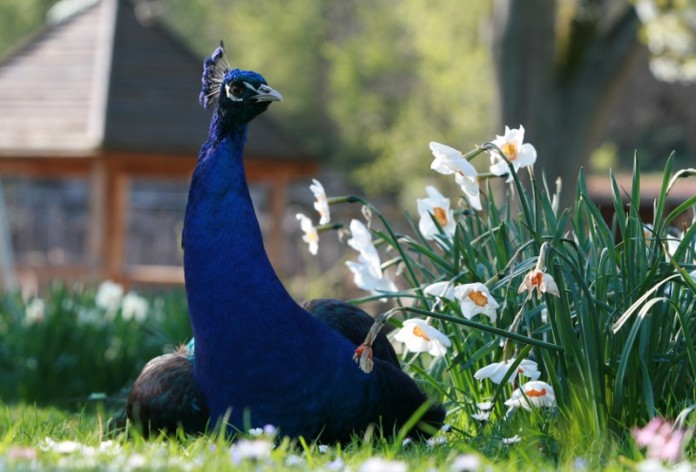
[103,160,129,284]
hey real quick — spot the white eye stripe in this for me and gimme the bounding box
[243,81,260,93]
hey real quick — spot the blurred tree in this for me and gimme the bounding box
[165,0,495,200]
[492,1,642,205]
[324,1,495,199]
[492,0,696,205]
[0,0,59,58]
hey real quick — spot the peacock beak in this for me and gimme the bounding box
[250,84,283,103]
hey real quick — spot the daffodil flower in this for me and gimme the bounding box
[474,358,541,384]
[505,380,556,411]
[417,186,456,240]
[393,318,451,357]
[296,213,319,255]
[345,219,397,296]
[454,282,500,322]
[310,179,331,225]
[346,219,381,278]
[518,269,560,299]
[488,125,537,182]
[429,142,482,211]
[423,281,456,301]
[345,259,397,296]
[518,242,560,299]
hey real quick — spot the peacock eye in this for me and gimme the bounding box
[225,83,245,100]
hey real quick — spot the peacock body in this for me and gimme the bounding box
[122,45,445,443]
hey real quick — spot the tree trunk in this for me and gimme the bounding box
[493,1,642,208]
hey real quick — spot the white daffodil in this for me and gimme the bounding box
[296,213,319,255]
[347,219,381,278]
[505,380,556,411]
[393,319,451,357]
[488,125,537,182]
[429,142,482,211]
[518,269,560,300]
[345,219,397,296]
[310,179,331,225]
[454,283,500,322]
[121,292,148,323]
[95,280,124,313]
[417,186,456,240]
[454,172,483,211]
[346,259,397,296]
[474,358,541,384]
[423,281,456,301]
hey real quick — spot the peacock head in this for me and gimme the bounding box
[199,43,283,126]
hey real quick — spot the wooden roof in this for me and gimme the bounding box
[0,0,310,160]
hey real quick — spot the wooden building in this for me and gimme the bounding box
[0,0,318,289]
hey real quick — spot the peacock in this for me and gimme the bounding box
[118,44,445,443]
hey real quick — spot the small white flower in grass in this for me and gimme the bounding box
[296,213,319,255]
[24,297,45,325]
[393,319,451,357]
[417,185,456,240]
[477,401,494,411]
[505,380,556,411]
[121,292,148,322]
[285,454,305,467]
[229,438,272,464]
[359,457,407,472]
[429,141,482,211]
[95,280,124,313]
[317,444,329,454]
[310,179,331,224]
[326,457,345,470]
[41,437,84,454]
[427,436,448,448]
[488,125,537,181]
[454,283,500,322]
[471,411,490,422]
[450,453,482,472]
[423,281,456,301]
[474,358,541,384]
[502,435,521,445]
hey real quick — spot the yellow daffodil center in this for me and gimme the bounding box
[501,142,519,160]
[530,270,543,287]
[468,290,488,307]
[433,207,448,226]
[413,325,432,341]
[526,388,547,398]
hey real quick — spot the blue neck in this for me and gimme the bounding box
[183,121,298,325]
[182,117,380,435]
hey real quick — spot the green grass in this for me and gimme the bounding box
[0,403,648,471]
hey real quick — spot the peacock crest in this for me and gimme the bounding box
[199,41,231,110]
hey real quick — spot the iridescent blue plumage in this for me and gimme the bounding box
[120,45,445,442]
